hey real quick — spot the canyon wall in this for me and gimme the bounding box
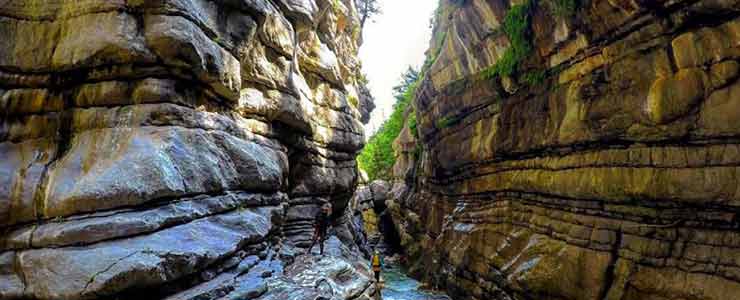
[391,0,740,299]
[0,0,375,299]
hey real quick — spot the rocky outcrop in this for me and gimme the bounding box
[351,180,392,246]
[391,0,740,299]
[0,0,374,299]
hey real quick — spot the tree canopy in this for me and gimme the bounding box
[355,0,381,27]
[358,67,419,181]
[392,67,419,100]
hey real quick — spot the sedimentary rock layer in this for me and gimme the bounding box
[392,0,740,299]
[0,0,374,299]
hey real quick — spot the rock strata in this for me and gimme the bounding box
[0,0,374,299]
[390,1,740,300]
[351,180,396,252]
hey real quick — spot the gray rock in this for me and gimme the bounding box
[368,180,391,208]
[357,84,375,124]
[352,186,373,209]
[17,207,278,300]
[144,14,241,101]
[276,0,319,25]
[259,237,374,300]
[39,127,285,221]
[3,193,286,250]
[0,252,23,299]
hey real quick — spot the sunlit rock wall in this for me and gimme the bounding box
[392,0,740,299]
[0,0,374,299]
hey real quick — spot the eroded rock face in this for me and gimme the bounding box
[350,180,391,238]
[0,0,374,299]
[392,1,740,300]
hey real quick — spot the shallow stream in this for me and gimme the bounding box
[380,264,451,300]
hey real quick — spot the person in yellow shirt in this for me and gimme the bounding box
[371,249,383,282]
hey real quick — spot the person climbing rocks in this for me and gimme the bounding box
[307,202,332,255]
[371,249,383,282]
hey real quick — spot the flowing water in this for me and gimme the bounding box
[381,264,451,300]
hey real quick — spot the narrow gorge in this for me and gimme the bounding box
[2,0,740,300]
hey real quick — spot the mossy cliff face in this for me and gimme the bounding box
[0,1,376,299]
[391,0,740,299]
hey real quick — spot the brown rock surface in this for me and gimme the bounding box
[0,0,374,299]
[389,1,740,300]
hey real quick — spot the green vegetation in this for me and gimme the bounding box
[523,69,546,85]
[422,30,448,72]
[355,0,381,27]
[348,95,359,108]
[423,1,454,72]
[407,110,418,138]
[356,0,580,181]
[361,0,558,179]
[358,73,369,85]
[408,108,421,160]
[413,141,423,160]
[358,68,420,181]
[392,67,420,96]
[481,0,534,79]
[436,115,460,129]
[480,0,577,80]
[481,0,578,84]
[331,0,341,12]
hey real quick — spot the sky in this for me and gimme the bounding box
[359,0,439,135]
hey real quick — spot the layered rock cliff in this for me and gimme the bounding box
[390,0,740,299]
[0,0,375,299]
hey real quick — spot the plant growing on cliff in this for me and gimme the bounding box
[411,109,422,160]
[331,0,342,13]
[481,0,534,79]
[523,69,546,85]
[408,110,418,138]
[436,115,460,129]
[348,95,359,108]
[422,29,448,72]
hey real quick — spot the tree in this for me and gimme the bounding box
[358,67,420,181]
[392,67,419,101]
[355,0,381,27]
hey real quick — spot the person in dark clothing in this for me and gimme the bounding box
[307,203,332,255]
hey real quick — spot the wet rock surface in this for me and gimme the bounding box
[390,1,740,300]
[164,237,375,300]
[0,0,374,299]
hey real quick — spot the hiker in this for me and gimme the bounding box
[371,249,383,282]
[307,202,332,255]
